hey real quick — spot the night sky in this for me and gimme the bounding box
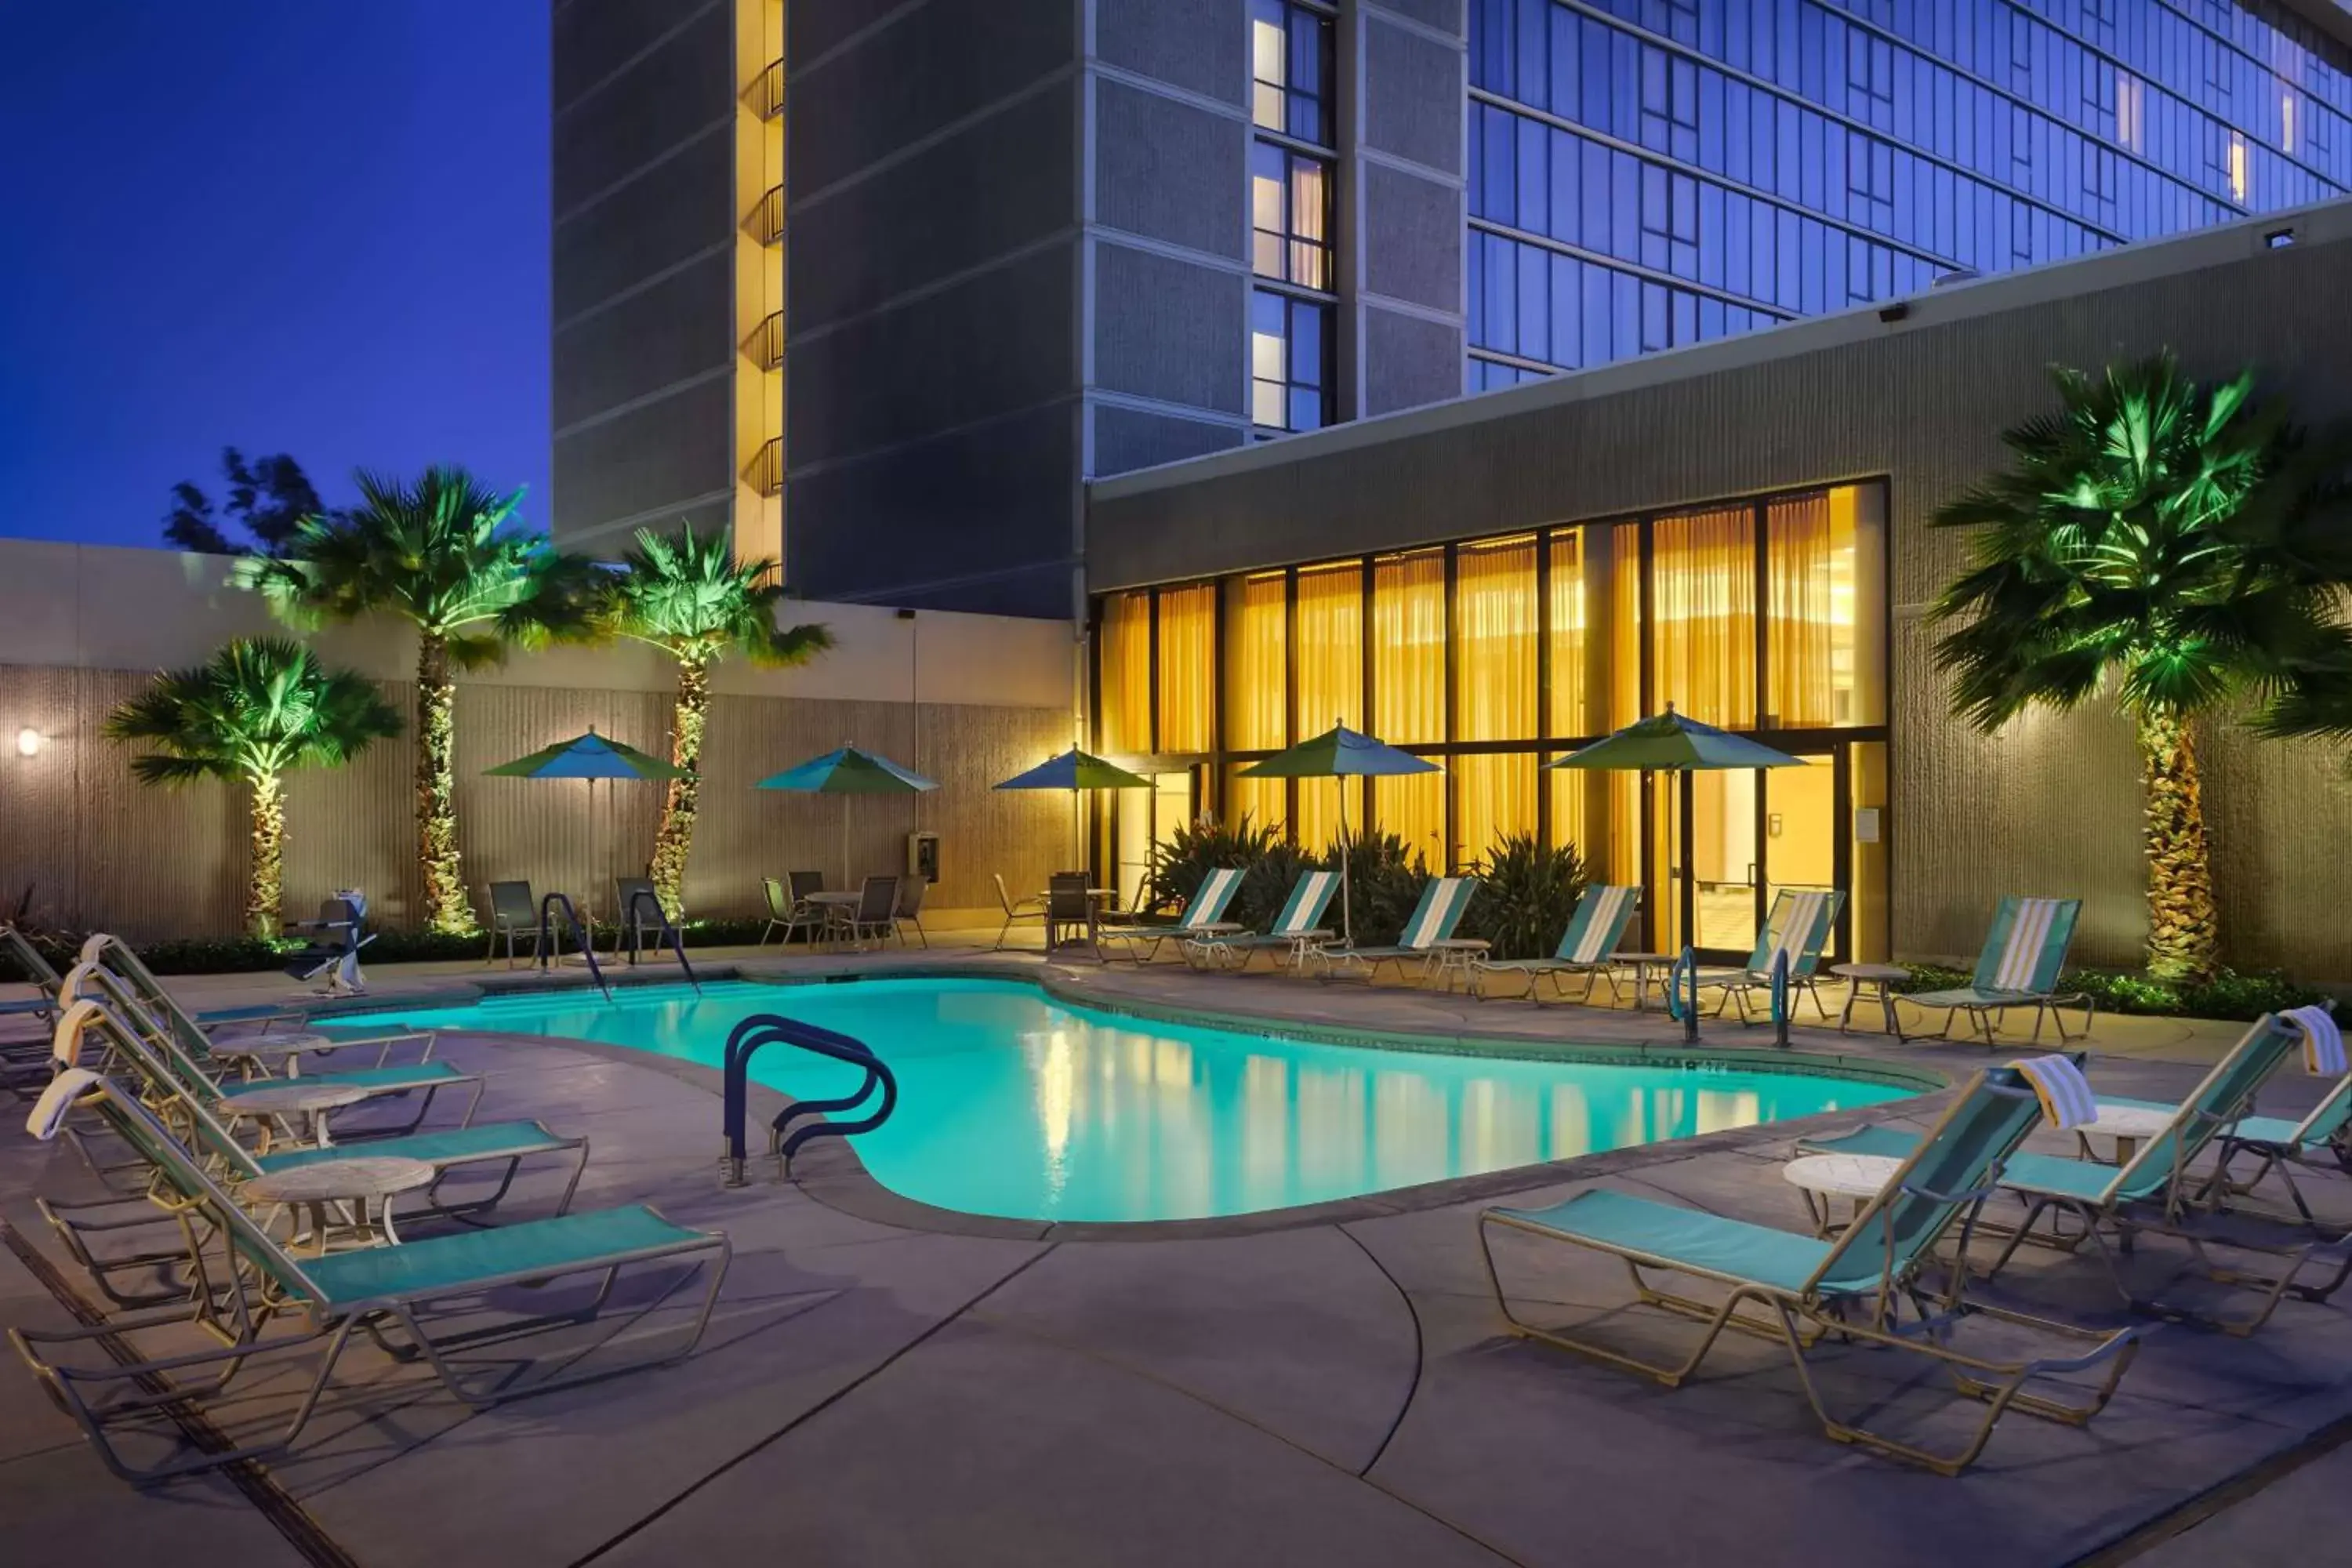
[0,2,550,548]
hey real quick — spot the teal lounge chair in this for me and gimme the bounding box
[1,921,64,1025]
[1801,1014,2347,1336]
[1900,896,2092,1045]
[1479,1062,2140,1475]
[1312,877,1480,985]
[1468,884,1641,1002]
[1098,866,1247,962]
[1184,870,1340,971]
[1693,888,1843,1023]
[12,1072,728,1485]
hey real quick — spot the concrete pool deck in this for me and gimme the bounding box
[4,940,2347,1566]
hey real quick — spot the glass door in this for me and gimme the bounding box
[1762,752,1845,966]
[1114,771,1200,915]
[1649,753,1844,964]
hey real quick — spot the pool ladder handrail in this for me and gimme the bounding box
[619,887,700,995]
[720,1012,896,1187]
[536,892,612,1003]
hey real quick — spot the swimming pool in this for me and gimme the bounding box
[325,978,1915,1224]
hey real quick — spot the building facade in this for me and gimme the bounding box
[553,1,2350,617]
[1083,201,2352,982]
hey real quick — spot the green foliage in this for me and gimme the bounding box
[1144,816,1283,918]
[102,637,402,787]
[1326,830,1429,946]
[1889,961,2325,1022]
[1235,839,1318,933]
[1459,833,1588,960]
[595,524,832,668]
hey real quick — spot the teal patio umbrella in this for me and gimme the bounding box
[1240,722,1441,944]
[485,728,684,927]
[757,744,939,887]
[993,746,1152,870]
[1543,704,1803,950]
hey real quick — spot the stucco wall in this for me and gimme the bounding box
[1085,201,2352,982]
[0,543,1076,937]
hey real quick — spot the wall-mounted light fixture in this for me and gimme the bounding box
[2265,227,2296,249]
[15,728,43,758]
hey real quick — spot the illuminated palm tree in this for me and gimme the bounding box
[597,525,831,916]
[105,639,403,938]
[1931,354,2352,982]
[238,468,601,935]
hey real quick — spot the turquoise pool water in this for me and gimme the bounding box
[326,978,1912,1223]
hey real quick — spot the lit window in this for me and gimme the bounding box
[2284,95,2297,155]
[2116,72,2143,151]
[1250,289,1330,435]
[1250,0,1332,147]
[2229,133,2249,202]
[1251,142,1333,289]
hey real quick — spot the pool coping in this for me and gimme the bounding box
[313,956,1956,1240]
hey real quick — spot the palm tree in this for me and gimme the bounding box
[238,467,601,935]
[1930,354,2352,982]
[597,526,832,916]
[105,639,403,938]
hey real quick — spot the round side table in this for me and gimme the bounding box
[1831,963,1911,1036]
[218,1081,375,1152]
[1782,1152,1904,1236]
[2080,1102,2173,1166]
[241,1155,437,1254]
[1611,953,1676,1011]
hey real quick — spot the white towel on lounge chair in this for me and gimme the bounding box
[2007,1054,2096,1131]
[2288,1004,2345,1076]
[27,1066,101,1139]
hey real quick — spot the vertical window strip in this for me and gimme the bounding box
[1155,583,1217,755]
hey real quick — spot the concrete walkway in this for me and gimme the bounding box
[4,942,2345,1566]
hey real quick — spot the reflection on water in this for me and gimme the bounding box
[327,979,1904,1224]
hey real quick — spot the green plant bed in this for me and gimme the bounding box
[1890,963,2327,1022]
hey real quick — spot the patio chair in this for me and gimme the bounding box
[1043,873,1100,960]
[11,1071,729,1485]
[1899,896,2093,1045]
[484,880,541,967]
[281,892,375,996]
[1800,1012,2350,1337]
[992,873,1047,950]
[1097,867,1247,962]
[893,876,931,948]
[1479,1058,2141,1475]
[612,875,673,958]
[1183,870,1340,972]
[1311,877,1479,986]
[1469,884,1642,1002]
[829,875,900,951]
[37,999,590,1307]
[760,872,826,948]
[1691,888,1845,1024]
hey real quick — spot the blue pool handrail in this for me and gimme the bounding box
[537,891,612,1003]
[720,1012,897,1186]
[620,886,700,995]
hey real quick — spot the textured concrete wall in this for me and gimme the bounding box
[1087,207,2352,981]
[1352,2,1468,420]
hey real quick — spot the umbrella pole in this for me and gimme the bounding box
[842,798,851,890]
[1340,779,1353,946]
[1071,786,1080,877]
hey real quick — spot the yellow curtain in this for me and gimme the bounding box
[1651,506,1755,728]
[1374,550,1445,866]
[1099,591,1151,755]
[1156,583,1215,753]
[1766,491,1837,728]
[1604,521,1643,890]
[1292,562,1363,852]
[1454,537,1537,868]
[1223,573,1287,833]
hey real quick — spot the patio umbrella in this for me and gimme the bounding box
[1240,722,1440,944]
[484,728,684,929]
[1542,704,1803,954]
[993,746,1152,870]
[756,744,938,887]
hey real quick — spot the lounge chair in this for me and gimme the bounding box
[1691,888,1844,1023]
[1098,867,1247,962]
[893,876,931,948]
[38,998,590,1307]
[760,871,826,948]
[12,1070,728,1484]
[1468,884,1641,1002]
[1900,896,2093,1045]
[1800,1012,2350,1336]
[1183,870,1340,971]
[1479,1058,2141,1475]
[485,879,542,966]
[2,920,64,1024]
[1310,877,1479,985]
[991,873,1047,950]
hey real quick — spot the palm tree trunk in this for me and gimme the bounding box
[416,634,475,935]
[247,770,285,941]
[648,654,711,920]
[2136,710,2219,983]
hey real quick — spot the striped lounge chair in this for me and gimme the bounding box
[1469,884,1641,1002]
[1312,877,1479,986]
[1693,888,1844,1025]
[1098,866,1247,961]
[1183,869,1341,971]
[1900,896,2091,1046]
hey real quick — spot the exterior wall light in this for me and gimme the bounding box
[15,728,42,757]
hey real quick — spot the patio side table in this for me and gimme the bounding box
[1831,963,1911,1036]
[1782,1152,1903,1237]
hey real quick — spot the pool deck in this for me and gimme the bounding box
[5,936,2347,1566]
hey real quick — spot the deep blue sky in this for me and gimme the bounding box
[0,2,550,547]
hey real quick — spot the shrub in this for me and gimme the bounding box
[1890,960,2326,1022]
[1460,834,1588,960]
[1144,815,1281,919]
[1324,830,1429,946]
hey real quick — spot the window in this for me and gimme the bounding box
[1250,0,1332,147]
[1251,142,1333,289]
[1250,289,1330,435]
